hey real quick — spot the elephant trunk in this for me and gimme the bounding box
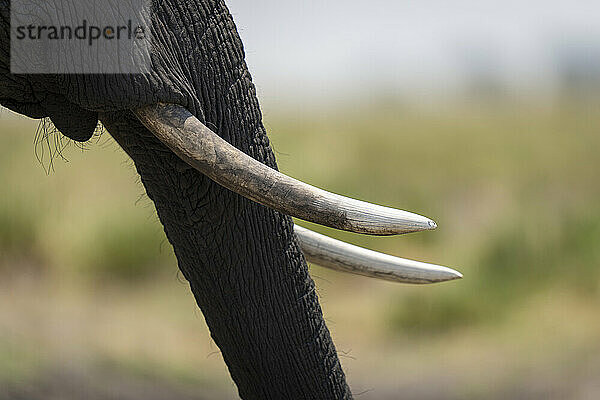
[100,111,352,399]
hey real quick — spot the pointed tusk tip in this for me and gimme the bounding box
[400,215,438,234]
[444,269,463,281]
[430,266,463,283]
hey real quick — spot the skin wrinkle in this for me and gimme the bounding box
[1,0,352,398]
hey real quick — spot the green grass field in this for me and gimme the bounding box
[1,100,599,399]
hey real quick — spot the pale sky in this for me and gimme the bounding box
[226,0,600,103]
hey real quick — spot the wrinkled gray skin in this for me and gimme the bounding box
[0,1,353,399]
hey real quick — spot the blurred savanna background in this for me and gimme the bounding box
[1,1,600,399]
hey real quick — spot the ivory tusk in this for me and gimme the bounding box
[134,103,437,236]
[294,225,462,284]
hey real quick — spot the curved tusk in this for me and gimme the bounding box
[294,225,462,284]
[134,103,437,235]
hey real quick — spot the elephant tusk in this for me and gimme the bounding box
[294,225,462,284]
[134,103,437,236]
